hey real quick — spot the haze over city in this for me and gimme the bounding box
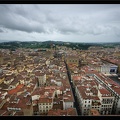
[0,4,120,43]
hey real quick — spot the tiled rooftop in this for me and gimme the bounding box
[8,84,24,95]
[47,108,77,116]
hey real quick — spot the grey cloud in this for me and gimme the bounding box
[55,18,110,36]
[0,4,120,35]
[111,26,120,37]
[0,29,4,32]
[0,15,45,33]
[0,5,46,33]
[0,4,120,43]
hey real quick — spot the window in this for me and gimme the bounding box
[108,111,111,114]
[8,108,11,111]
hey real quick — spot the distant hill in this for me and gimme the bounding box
[0,40,120,50]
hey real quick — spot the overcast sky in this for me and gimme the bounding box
[0,4,120,43]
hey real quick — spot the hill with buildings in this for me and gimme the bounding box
[0,41,120,50]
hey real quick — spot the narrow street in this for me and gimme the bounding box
[65,61,81,116]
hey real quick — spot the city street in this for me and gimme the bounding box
[65,61,82,116]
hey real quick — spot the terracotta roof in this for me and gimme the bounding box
[16,74,24,80]
[77,86,94,99]
[63,91,74,102]
[67,108,77,116]
[14,111,24,116]
[89,108,100,116]
[1,111,14,116]
[72,76,82,81]
[38,98,52,103]
[1,102,9,110]
[10,79,19,86]
[8,84,24,95]
[99,88,111,95]
[53,98,63,110]
[95,73,120,95]
[48,108,77,116]
[0,110,7,116]
[35,71,45,76]
[4,74,15,81]
[16,97,32,109]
